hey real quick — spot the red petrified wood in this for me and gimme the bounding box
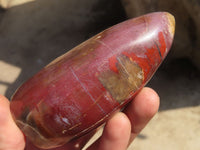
[10,12,175,149]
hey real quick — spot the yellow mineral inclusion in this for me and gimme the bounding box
[166,13,175,37]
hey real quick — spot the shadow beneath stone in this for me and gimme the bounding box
[148,58,200,111]
[137,134,148,139]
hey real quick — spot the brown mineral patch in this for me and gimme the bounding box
[99,55,144,103]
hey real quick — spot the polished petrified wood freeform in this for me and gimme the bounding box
[10,12,175,149]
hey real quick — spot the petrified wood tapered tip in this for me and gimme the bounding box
[166,12,175,37]
[10,12,175,149]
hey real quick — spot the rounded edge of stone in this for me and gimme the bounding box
[165,12,175,37]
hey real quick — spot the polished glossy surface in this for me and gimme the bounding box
[10,12,175,149]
